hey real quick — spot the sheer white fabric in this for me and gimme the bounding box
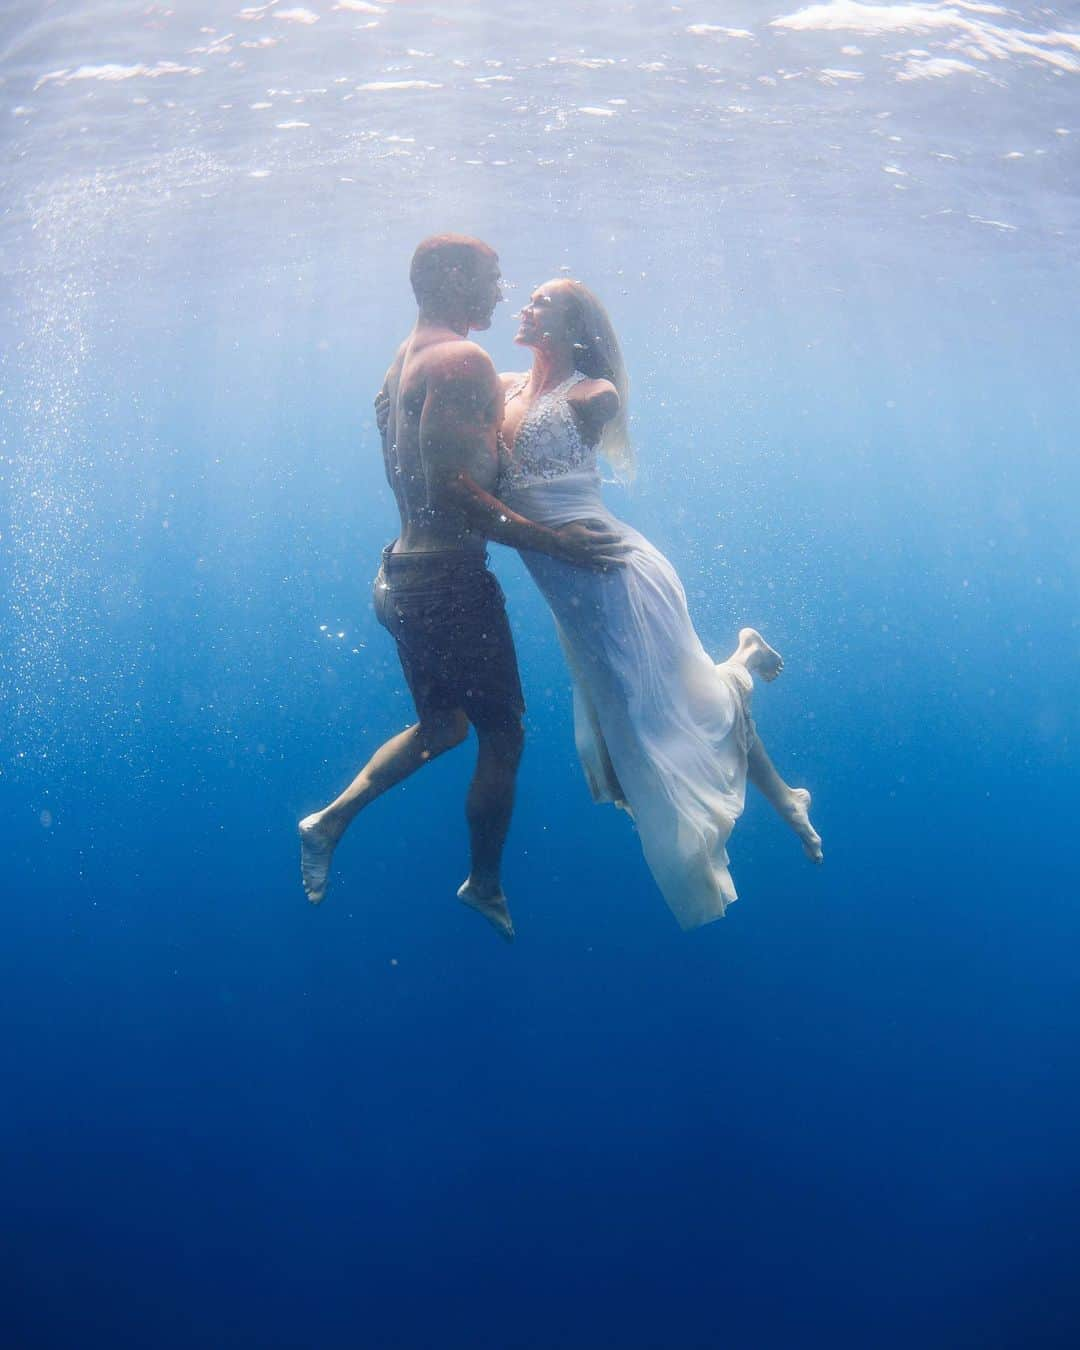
[500,375,755,929]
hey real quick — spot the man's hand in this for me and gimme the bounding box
[374,388,391,436]
[551,519,627,571]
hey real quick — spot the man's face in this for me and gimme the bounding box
[466,255,503,331]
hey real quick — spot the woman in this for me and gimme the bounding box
[498,278,821,930]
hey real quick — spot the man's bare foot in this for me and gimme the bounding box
[457,878,515,943]
[299,813,341,904]
[783,787,823,863]
[735,627,784,682]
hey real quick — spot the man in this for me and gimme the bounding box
[299,234,620,941]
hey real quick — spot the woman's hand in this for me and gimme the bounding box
[374,388,391,436]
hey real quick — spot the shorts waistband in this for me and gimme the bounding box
[380,542,489,574]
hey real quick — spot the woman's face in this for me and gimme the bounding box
[514,281,575,350]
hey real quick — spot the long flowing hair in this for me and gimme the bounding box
[559,280,635,482]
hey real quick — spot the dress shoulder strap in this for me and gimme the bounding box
[556,371,588,397]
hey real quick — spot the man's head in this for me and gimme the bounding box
[409,234,501,330]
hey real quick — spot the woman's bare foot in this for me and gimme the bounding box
[457,877,515,942]
[733,627,784,682]
[299,812,343,904]
[782,787,823,863]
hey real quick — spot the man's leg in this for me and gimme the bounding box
[457,714,524,941]
[299,710,469,903]
[746,734,823,863]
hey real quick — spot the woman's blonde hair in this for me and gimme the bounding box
[557,279,635,482]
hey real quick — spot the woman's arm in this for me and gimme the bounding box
[569,378,619,445]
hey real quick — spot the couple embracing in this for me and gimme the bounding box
[299,234,821,940]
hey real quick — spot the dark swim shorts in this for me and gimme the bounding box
[373,542,525,730]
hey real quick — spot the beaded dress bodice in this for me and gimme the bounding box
[498,372,595,494]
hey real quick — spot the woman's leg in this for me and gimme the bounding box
[746,733,823,863]
[717,628,822,862]
[727,627,784,682]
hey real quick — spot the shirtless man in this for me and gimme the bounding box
[298,235,621,941]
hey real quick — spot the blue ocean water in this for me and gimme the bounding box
[2,3,1079,1346]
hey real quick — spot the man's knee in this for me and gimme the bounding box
[476,713,524,762]
[419,709,470,756]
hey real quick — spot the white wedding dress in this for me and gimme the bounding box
[500,373,757,930]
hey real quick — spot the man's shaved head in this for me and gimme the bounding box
[409,234,498,305]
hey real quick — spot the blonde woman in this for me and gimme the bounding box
[498,279,821,930]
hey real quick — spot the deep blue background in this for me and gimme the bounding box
[4,281,1079,1348]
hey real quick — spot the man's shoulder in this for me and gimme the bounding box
[424,338,497,387]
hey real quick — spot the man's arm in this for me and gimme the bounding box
[420,351,620,565]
